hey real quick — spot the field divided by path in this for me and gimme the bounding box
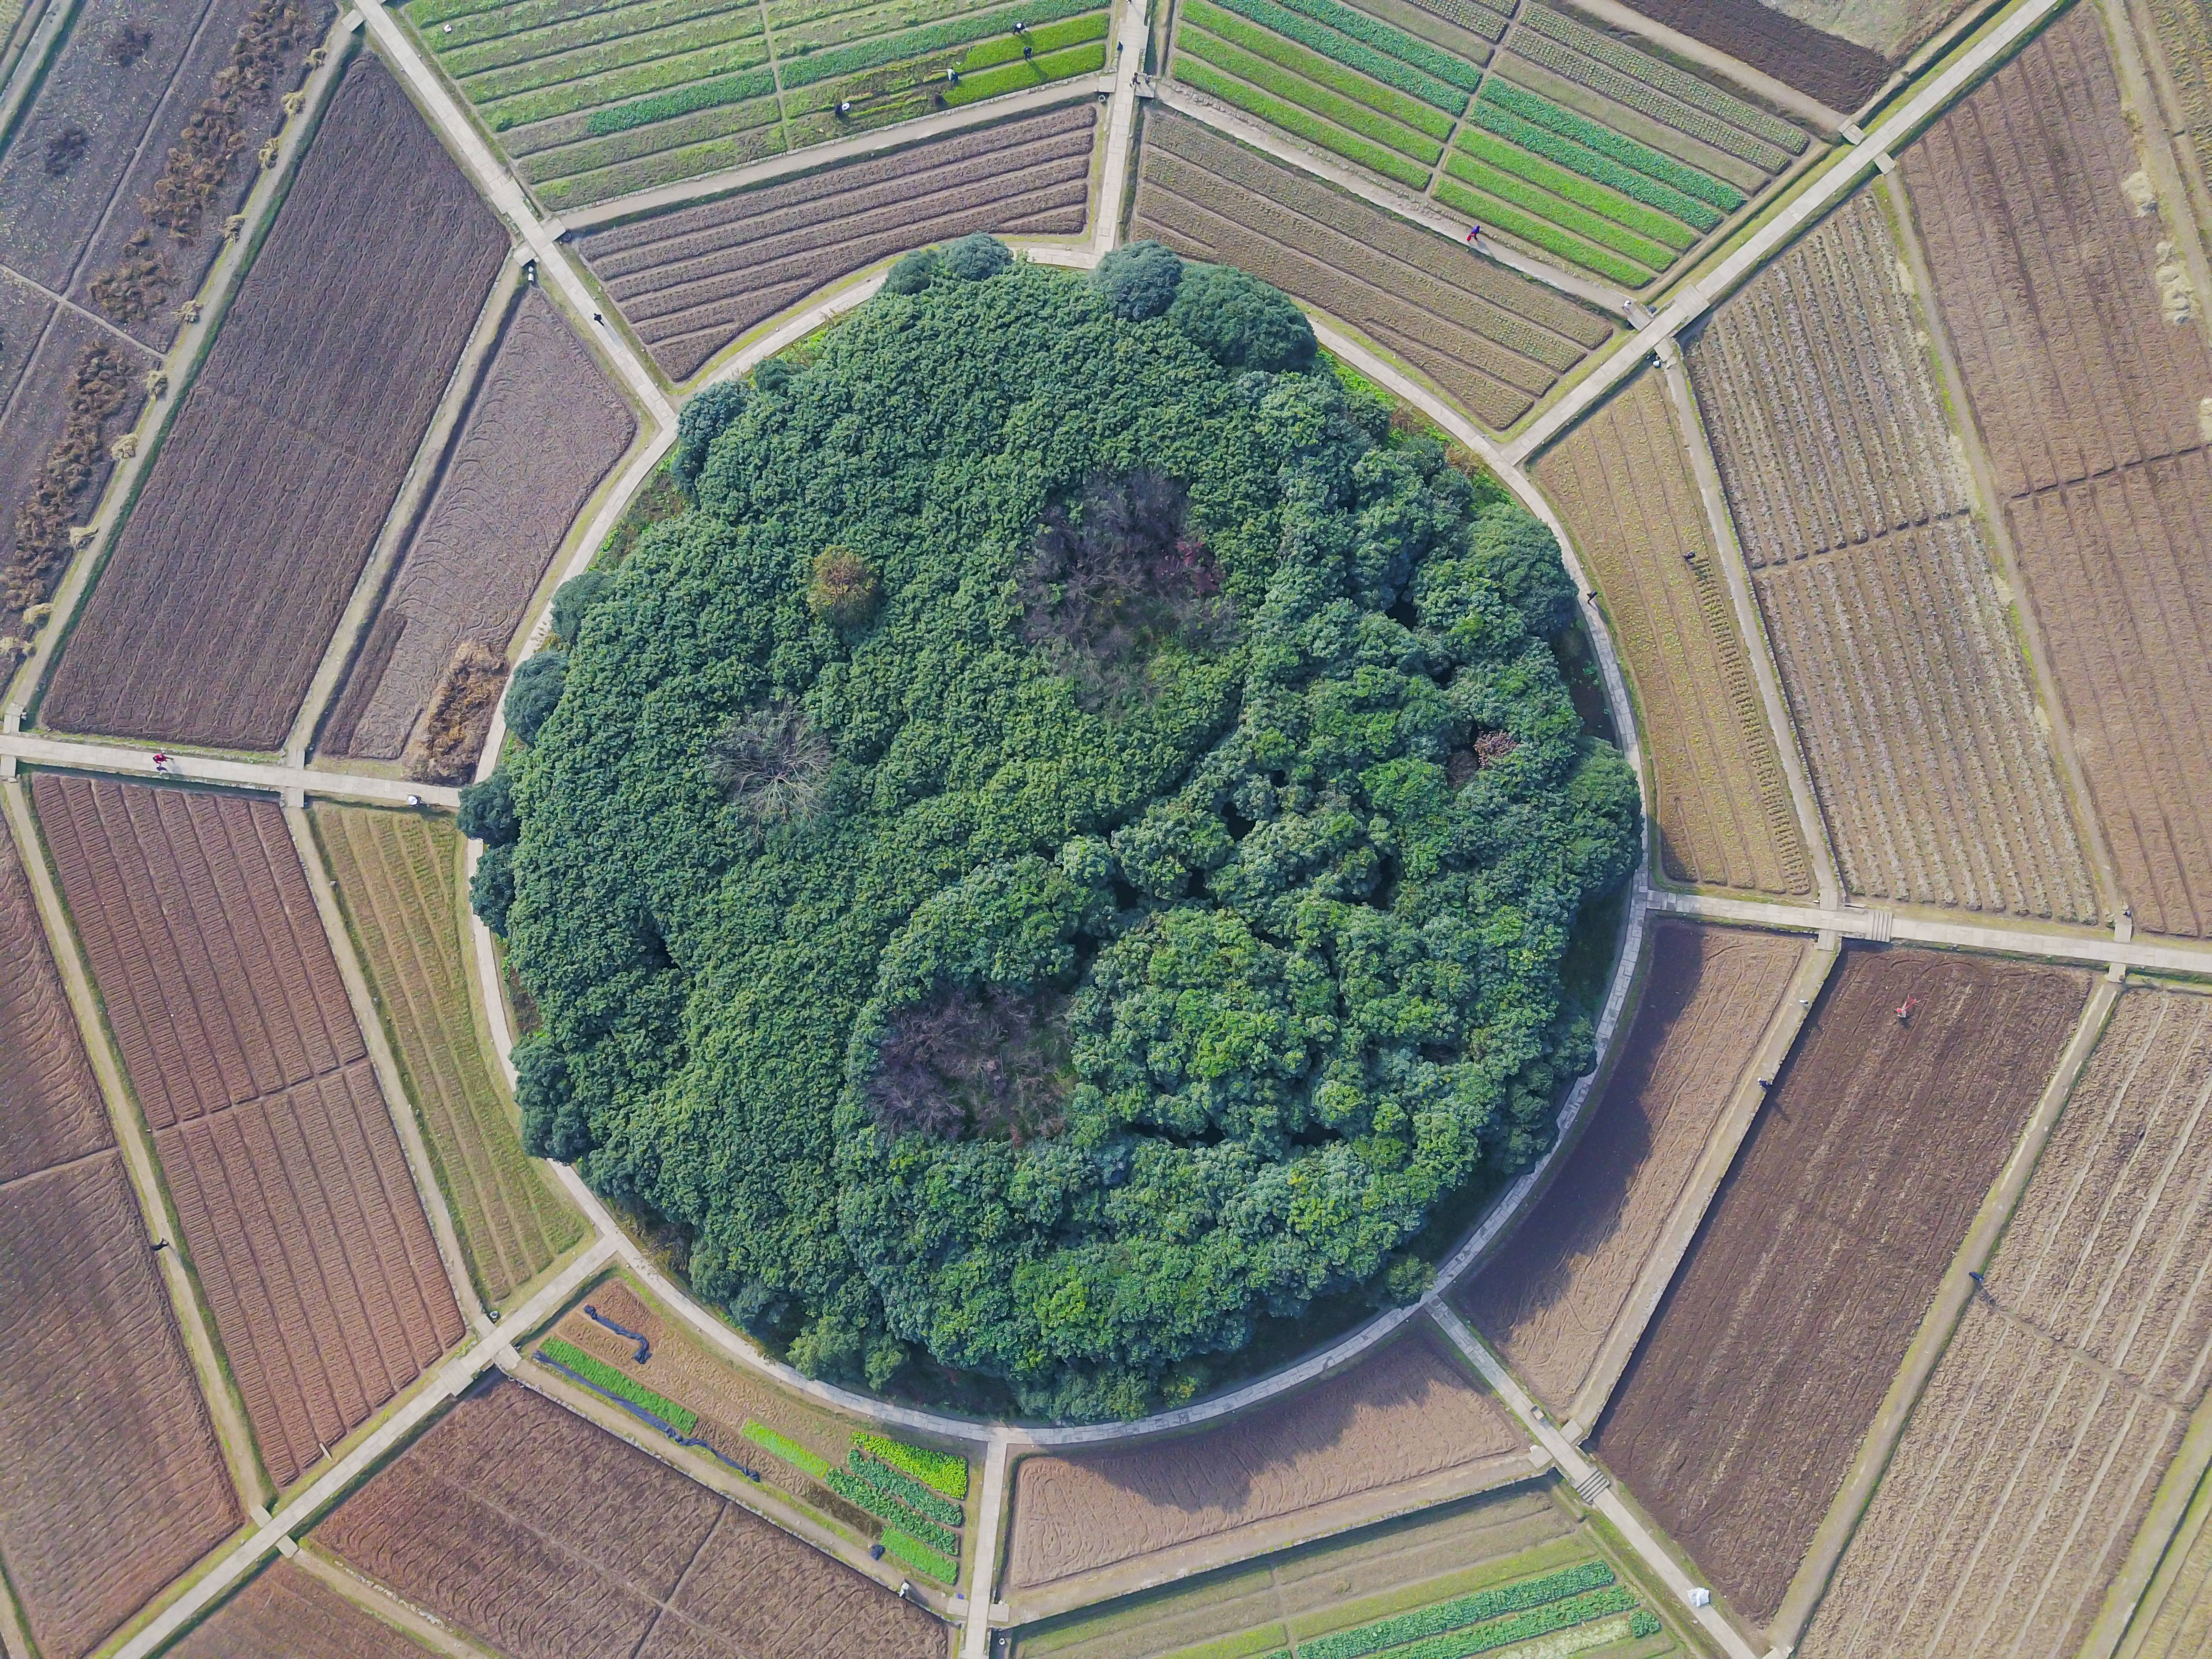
[1901,5,2212,938]
[1593,946,2090,1625]
[1460,920,1804,1421]
[0,822,241,1659]
[168,1560,425,1659]
[1688,187,2098,924]
[1803,986,2212,1658]
[315,806,583,1305]
[2144,0,2212,199]
[33,774,462,1489]
[43,58,509,751]
[1131,109,1615,430]
[579,102,1095,382]
[316,1376,946,1659]
[1006,1329,1525,1594]
[1535,368,1809,894]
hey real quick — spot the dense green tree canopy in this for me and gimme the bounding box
[498,261,1637,1419]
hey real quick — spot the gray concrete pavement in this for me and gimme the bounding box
[0,729,462,808]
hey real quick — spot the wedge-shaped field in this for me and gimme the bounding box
[1902,7,2212,938]
[1131,109,1616,430]
[1688,187,2096,922]
[1536,369,1808,894]
[1460,921,1804,1422]
[1593,946,2089,1625]
[1803,985,2212,1657]
[170,1561,425,1659]
[316,1377,946,1659]
[1,817,240,1659]
[42,58,509,750]
[315,806,583,1304]
[579,103,1096,382]
[2128,1462,2212,1658]
[1006,1329,1525,1595]
[33,775,462,1489]
[1609,0,1887,113]
[324,290,635,765]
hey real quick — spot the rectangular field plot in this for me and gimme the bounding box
[1605,0,1888,114]
[316,806,583,1305]
[322,289,635,771]
[1132,109,1615,430]
[1901,6,2212,939]
[41,58,508,752]
[578,102,1095,382]
[33,774,463,1489]
[0,806,114,1181]
[1592,946,2090,1625]
[1803,986,2212,1658]
[315,1376,947,1659]
[2127,1461,2212,1658]
[169,1561,425,1659]
[1459,920,1806,1422]
[1006,1329,1526,1598]
[2146,0,2212,193]
[531,1277,968,1581]
[1687,187,2098,923]
[1535,368,1809,894]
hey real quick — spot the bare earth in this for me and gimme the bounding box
[169,1561,424,1659]
[1459,920,1803,1420]
[1006,1329,1525,1591]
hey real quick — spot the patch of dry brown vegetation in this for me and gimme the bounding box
[3,342,137,615]
[403,641,508,783]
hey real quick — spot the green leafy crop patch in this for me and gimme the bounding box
[498,258,1637,1421]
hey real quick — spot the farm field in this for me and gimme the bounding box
[2145,0,2212,191]
[41,59,509,752]
[1005,1329,1526,1594]
[315,1376,947,1659]
[1592,946,2090,1625]
[1609,0,1888,112]
[1803,985,2212,1658]
[536,1277,972,1582]
[314,806,584,1306]
[322,289,634,770]
[1535,368,1809,894]
[0,829,239,1659]
[1013,1485,1690,1659]
[2126,1463,2212,1658]
[169,1562,426,1659]
[1131,109,1616,430]
[1759,0,1974,59]
[411,0,1109,210]
[1687,187,2096,923]
[33,775,463,1489]
[577,102,1097,382]
[1459,921,1805,1422]
[1901,6,2212,939]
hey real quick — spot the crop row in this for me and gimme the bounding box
[1455,129,1692,248]
[1271,0,1482,88]
[439,0,739,72]
[538,1339,698,1432]
[1442,153,1668,272]
[778,0,1098,87]
[1180,29,1442,163]
[477,32,773,128]
[536,119,785,206]
[1175,57,1429,185]
[880,1526,958,1582]
[1479,81,1741,210]
[1467,98,1721,231]
[1405,0,1507,40]
[581,64,777,133]
[945,38,1105,105]
[845,1448,964,1527]
[770,0,999,54]
[854,1432,969,1498]
[1303,1560,1618,1659]
[826,1468,963,1554]
[743,1418,833,1479]
[1436,176,1650,285]
[1184,0,1454,136]
[1368,1588,1641,1659]
[1521,2,1804,153]
[1508,31,1794,171]
[1199,0,1466,109]
[455,8,763,103]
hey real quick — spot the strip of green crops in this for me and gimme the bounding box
[1456,129,1693,249]
[1443,153,1668,269]
[437,0,740,67]
[538,1340,699,1433]
[1173,56,1430,187]
[742,1420,832,1479]
[478,34,772,128]
[880,1526,958,1582]
[777,0,1097,87]
[1465,100,1721,231]
[853,1432,970,1499]
[1481,80,1741,210]
[1302,1561,1618,1659]
[1436,176,1649,285]
[1201,0,1467,109]
[825,1468,963,1553]
[1270,0,1481,88]
[1520,2,1804,153]
[960,9,1106,66]
[943,39,1104,104]
[1179,29,1441,164]
[1182,0,1452,137]
[457,8,763,102]
[583,65,777,133]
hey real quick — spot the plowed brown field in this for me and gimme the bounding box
[1804,987,2212,1657]
[2127,1464,2212,1658]
[325,289,635,763]
[33,774,462,1489]
[0,812,111,1182]
[1688,187,2096,922]
[1592,946,2090,1625]
[1006,1329,1525,1591]
[1459,920,1803,1420]
[42,58,509,749]
[1536,371,1809,894]
[1132,111,1617,432]
[170,1561,424,1659]
[316,1378,945,1659]
[2146,0,2212,191]
[1614,0,1889,112]
[1902,6,2212,938]
[580,103,1097,383]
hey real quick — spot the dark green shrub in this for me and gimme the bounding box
[504,650,566,743]
[458,768,518,846]
[1091,239,1183,320]
[672,382,747,493]
[752,357,794,396]
[883,248,940,295]
[515,1032,593,1160]
[550,568,614,644]
[1167,263,1315,371]
[469,841,515,935]
[940,231,1011,280]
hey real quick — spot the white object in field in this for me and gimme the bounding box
[1690,1587,1713,1608]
